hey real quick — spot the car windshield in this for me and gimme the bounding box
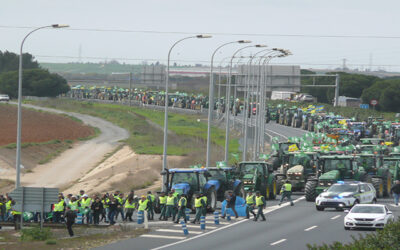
[327,184,358,193]
[351,206,385,214]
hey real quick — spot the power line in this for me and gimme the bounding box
[1,25,400,39]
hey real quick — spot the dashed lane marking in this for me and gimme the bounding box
[173,224,217,229]
[152,196,305,250]
[331,215,341,220]
[156,229,203,235]
[270,239,287,246]
[304,225,318,231]
[140,235,187,240]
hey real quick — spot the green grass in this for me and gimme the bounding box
[24,99,240,161]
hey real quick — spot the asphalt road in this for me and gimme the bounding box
[97,195,399,250]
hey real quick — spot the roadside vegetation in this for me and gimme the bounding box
[25,99,240,163]
[0,225,148,250]
[308,218,400,249]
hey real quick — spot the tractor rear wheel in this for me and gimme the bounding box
[305,180,318,202]
[207,187,217,212]
[371,177,384,198]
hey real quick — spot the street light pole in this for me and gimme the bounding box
[224,44,266,163]
[162,35,211,191]
[16,24,69,188]
[206,40,251,168]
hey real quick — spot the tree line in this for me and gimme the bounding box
[0,51,70,98]
[301,70,400,112]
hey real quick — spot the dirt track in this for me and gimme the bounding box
[5,103,129,188]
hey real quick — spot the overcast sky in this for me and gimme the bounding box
[1,0,399,71]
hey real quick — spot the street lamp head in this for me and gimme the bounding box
[52,24,70,28]
[196,34,212,38]
[255,44,267,48]
[238,40,252,43]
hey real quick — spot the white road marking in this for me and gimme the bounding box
[205,221,230,225]
[152,196,305,250]
[156,229,203,235]
[331,215,341,220]
[173,224,217,229]
[304,225,318,231]
[270,239,287,246]
[140,234,187,240]
[265,128,289,140]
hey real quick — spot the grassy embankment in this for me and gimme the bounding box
[25,99,240,162]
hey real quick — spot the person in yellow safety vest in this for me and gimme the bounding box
[53,196,66,223]
[79,194,92,224]
[245,190,256,219]
[147,191,155,220]
[158,192,167,220]
[171,188,179,218]
[165,192,177,221]
[279,180,294,206]
[124,196,136,222]
[254,191,266,222]
[201,193,208,216]
[5,198,12,222]
[68,197,80,214]
[101,194,110,223]
[191,193,206,224]
[138,195,149,212]
[175,194,187,223]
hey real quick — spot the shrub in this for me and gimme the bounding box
[21,227,52,241]
[307,218,400,249]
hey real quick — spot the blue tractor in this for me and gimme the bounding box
[206,167,245,201]
[158,168,218,212]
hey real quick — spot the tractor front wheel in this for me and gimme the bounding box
[305,180,318,202]
[207,187,217,212]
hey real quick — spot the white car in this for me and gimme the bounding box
[316,181,376,211]
[344,204,394,230]
[0,94,10,102]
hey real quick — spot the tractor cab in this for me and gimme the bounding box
[206,167,244,200]
[237,162,277,199]
[164,168,208,195]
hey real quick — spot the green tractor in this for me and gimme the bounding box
[356,153,392,197]
[275,151,319,192]
[236,162,277,200]
[269,142,301,170]
[383,156,400,184]
[291,108,304,128]
[284,108,297,126]
[304,155,384,201]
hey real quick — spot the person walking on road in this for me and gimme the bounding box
[65,207,77,237]
[107,196,118,225]
[147,191,155,220]
[201,192,208,216]
[279,180,294,206]
[192,193,205,224]
[245,191,256,219]
[391,180,400,206]
[165,192,177,221]
[158,192,167,220]
[254,191,266,222]
[221,191,238,219]
[175,194,187,223]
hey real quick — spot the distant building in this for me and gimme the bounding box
[337,96,361,107]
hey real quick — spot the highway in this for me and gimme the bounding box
[97,194,399,250]
[96,122,400,250]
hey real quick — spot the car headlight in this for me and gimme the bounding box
[375,217,385,221]
[346,217,354,221]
